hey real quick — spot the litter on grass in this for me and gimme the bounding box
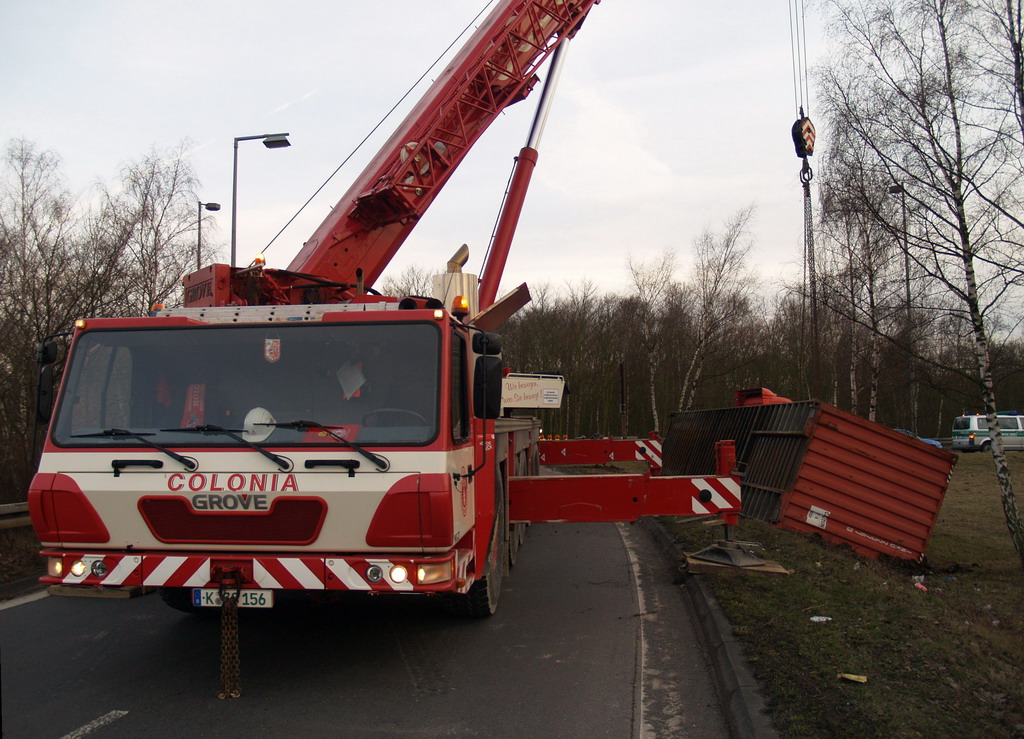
[838,673,868,683]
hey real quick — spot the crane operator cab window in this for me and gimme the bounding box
[52,321,441,449]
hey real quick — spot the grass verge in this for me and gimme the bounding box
[0,526,43,585]
[662,451,1023,738]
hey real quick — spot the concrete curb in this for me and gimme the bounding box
[641,518,778,739]
[0,573,46,602]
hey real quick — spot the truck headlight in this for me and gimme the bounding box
[417,562,453,585]
[389,565,408,584]
[47,558,63,577]
[70,559,87,577]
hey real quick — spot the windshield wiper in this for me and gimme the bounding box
[160,424,292,471]
[260,420,390,471]
[71,428,197,471]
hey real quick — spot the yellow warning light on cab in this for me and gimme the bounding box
[452,296,469,319]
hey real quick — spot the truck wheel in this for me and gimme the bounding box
[444,470,507,618]
[158,587,211,615]
[509,522,526,567]
[981,440,992,452]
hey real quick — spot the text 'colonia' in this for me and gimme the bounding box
[167,472,299,493]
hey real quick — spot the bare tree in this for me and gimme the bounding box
[974,1,1024,160]
[674,207,757,412]
[818,151,913,422]
[0,140,82,501]
[100,143,203,314]
[822,0,1024,565]
[378,263,435,297]
[627,251,677,432]
[0,139,210,502]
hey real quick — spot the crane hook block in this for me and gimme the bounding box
[791,117,816,158]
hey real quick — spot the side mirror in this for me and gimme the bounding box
[38,339,58,366]
[472,331,501,356]
[473,356,503,419]
[36,363,54,425]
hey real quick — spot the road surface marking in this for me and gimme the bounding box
[60,710,129,738]
[0,590,48,611]
[618,522,647,739]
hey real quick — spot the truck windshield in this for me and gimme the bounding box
[52,321,440,447]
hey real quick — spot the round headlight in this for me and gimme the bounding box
[70,560,87,577]
[390,565,408,584]
[366,565,383,583]
[91,560,109,578]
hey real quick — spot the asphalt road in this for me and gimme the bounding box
[0,522,727,738]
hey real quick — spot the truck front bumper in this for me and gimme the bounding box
[39,549,474,594]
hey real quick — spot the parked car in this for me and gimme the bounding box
[951,413,1024,452]
[893,428,944,449]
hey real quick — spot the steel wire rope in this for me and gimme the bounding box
[257,0,500,264]
[788,0,811,119]
[789,0,818,390]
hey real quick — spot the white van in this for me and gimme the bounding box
[951,413,1024,451]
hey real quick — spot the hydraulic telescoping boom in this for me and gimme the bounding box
[183,0,602,309]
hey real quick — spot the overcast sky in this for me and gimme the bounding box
[1,1,823,298]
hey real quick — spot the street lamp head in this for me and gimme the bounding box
[230,133,291,268]
[202,202,222,212]
[262,134,291,149]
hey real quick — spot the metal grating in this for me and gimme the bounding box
[663,401,816,523]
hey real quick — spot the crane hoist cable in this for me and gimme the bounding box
[789,0,818,340]
[258,1,499,263]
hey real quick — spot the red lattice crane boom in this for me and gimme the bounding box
[186,0,600,308]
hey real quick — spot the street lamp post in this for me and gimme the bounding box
[888,184,911,312]
[230,133,291,268]
[197,201,221,270]
[889,182,916,432]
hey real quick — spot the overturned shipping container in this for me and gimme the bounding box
[662,398,957,562]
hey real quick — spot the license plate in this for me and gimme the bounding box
[192,588,274,608]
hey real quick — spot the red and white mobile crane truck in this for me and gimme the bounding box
[29,0,741,629]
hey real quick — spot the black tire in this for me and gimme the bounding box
[981,440,992,452]
[444,467,507,618]
[509,522,524,567]
[507,446,534,568]
[158,587,213,615]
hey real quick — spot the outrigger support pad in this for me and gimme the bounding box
[689,539,767,568]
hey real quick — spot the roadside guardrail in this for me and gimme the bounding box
[0,502,31,530]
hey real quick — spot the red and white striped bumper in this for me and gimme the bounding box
[40,549,474,594]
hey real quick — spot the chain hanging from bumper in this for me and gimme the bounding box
[217,579,242,699]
